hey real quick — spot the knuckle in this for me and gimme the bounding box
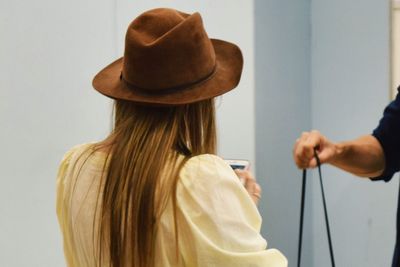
[304,143,314,150]
[295,150,303,159]
[296,160,306,169]
[256,184,261,191]
[294,160,301,168]
[301,132,309,138]
[241,170,250,178]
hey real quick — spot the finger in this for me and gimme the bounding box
[234,170,247,185]
[315,148,332,164]
[252,193,261,201]
[245,170,255,181]
[300,131,310,140]
[305,130,322,147]
[234,169,249,178]
[295,143,314,167]
[293,152,305,169]
[295,132,311,152]
[237,170,256,181]
[309,157,317,168]
[254,183,262,194]
[234,169,243,176]
[244,177,256,192]
[297,131,312,148]
[251,185,262,205]
[309,149,331,168]
[295,131,323,168]
[306,150,327,168]
[293,132,309,166]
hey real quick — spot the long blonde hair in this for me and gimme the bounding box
[95,98,216,267]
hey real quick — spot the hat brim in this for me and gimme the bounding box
[92,39,243,106]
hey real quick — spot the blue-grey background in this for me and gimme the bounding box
[256,0,396,266]
[0,0,397,266]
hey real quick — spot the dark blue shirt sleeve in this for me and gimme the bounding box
[372,87,400,182]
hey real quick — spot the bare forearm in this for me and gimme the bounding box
[330,135,385,177]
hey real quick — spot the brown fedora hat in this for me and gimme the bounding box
[92,8,243,105]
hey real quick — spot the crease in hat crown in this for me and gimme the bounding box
[121,8,216,91]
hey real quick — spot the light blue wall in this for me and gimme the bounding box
[311,0,396,266]
[255,0,312,265]
[256,0,396,266]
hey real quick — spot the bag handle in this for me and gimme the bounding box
[297,148,336,267]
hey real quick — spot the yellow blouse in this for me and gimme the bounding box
[56,143,287,267]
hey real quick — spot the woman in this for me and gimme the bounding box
[56,8,287,267]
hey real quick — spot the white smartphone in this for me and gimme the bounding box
[224,159,250,171]
[225,159,250,186]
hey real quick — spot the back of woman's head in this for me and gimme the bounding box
[113,99,216,156]
[97,98,216,267]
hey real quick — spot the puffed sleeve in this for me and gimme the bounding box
[56,147,76,223]
[176,154,287,267]
[372,87,400,181]
[56,145,85,267]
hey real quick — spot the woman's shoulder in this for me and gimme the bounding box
[60,143,95,163]
[183,154,231,172]
[179,154,238,187]
[56,142,104,187]
[58,142,107,173]
[185,153,227,164]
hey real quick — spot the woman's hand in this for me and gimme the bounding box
[234,170,261,206]
[293,130,337,169]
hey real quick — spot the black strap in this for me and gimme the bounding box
[297,149,336,267]
[297,170,307,267]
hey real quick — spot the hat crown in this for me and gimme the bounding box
[122,8,216,91]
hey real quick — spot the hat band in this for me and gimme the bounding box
[120,64,217,96]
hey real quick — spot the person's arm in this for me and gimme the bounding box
[330,135,385,177]
[294,88,400,180]
[293,131,385,178]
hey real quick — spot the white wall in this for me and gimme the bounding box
[0,0,114,266]
[0,1,254,266]
[311,0,396,266]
